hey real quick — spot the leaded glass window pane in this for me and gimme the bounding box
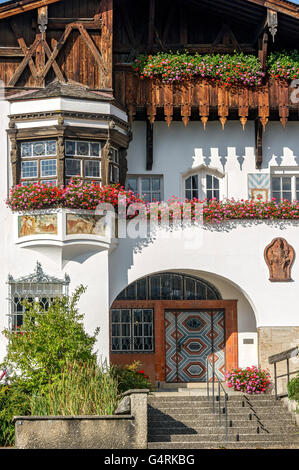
[77,142,89,156]
[85,160,100,178]
[65,140,76,156]
[65,159,81,177]
[21,160,38,178]
[40,159,57,177]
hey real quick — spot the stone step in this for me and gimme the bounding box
[148,422,295,432]
[148,404,284,413]
[148,432,299,442]
[148,395,276,403]
[148,423,298,433]
[148,409,292,419]
[147,442,299,449]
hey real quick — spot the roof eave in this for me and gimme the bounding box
[0,0,61,21]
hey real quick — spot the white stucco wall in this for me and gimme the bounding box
[1,93,299,370]
[127,120,299,201]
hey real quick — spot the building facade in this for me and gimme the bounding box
[0,0,299,384]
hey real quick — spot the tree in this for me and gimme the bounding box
[1,285,100,393]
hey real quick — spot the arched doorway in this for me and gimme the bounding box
[110,272,238,384]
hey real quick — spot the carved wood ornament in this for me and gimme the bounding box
[264,238,295,282]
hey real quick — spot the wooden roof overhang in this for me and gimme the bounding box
[0,0,61,20]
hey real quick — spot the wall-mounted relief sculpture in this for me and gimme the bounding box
[264,238,295,282]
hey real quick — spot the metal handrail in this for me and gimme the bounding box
[268,346,299,400]
[206,357,229,441]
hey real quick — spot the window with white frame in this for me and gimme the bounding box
[65,140,101,183]
[126,175,163,202]
[20,140,57,186]
[8,262,70,332]
[184,173,220,201]
[271,174,299,202]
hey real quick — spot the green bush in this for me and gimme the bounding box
[0,286,100,446]
[287,374,299,402]
[111,361,152,394]
[1,285,99,394]
[30,361,119,416]
[0,384,30,447]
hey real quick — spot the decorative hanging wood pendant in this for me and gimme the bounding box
[258,85,269,132]
[278,82,289,128]
[146,80,157,124]
[181,82,192,126]
[264,238,295,282]
[218,87,228,130]
[164,84,173,127]
[239,88,249,131]
[201,116,208,130]
[198,80,210,131]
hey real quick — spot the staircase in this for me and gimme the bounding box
[148,393,299,449]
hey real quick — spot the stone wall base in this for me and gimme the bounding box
[258,327,299,395]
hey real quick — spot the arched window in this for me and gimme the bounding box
[116,272,221,301]
[183,165,225,201]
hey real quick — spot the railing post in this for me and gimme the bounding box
[206,357,209,402]
[274,362,277,400]
[218,380,221,426]
[212,356,215,413]
[225,394,228,441]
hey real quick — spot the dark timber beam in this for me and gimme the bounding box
[146,120,154,171]
[148,0,155,50]
[255,118,263,169]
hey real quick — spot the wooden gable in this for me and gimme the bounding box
[0,0,113,90]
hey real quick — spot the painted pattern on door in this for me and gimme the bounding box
[165,310,225,382]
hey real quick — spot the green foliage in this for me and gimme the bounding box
[30,361,119,416]
[111,361,152,394]
[0,286,100,446]
[287,374,299,403]
[1,286,99,393]
[268,50,299,81]
[0,384,30,447]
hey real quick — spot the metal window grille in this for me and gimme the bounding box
[7,262,70,332]
[111,308,154,352]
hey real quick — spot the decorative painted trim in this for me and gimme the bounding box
[248,174,270,200]
[8,111,130,133]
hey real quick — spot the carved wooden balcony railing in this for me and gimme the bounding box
[114,70,296,130]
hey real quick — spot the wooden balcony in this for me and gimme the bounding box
[114,70,297,130]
